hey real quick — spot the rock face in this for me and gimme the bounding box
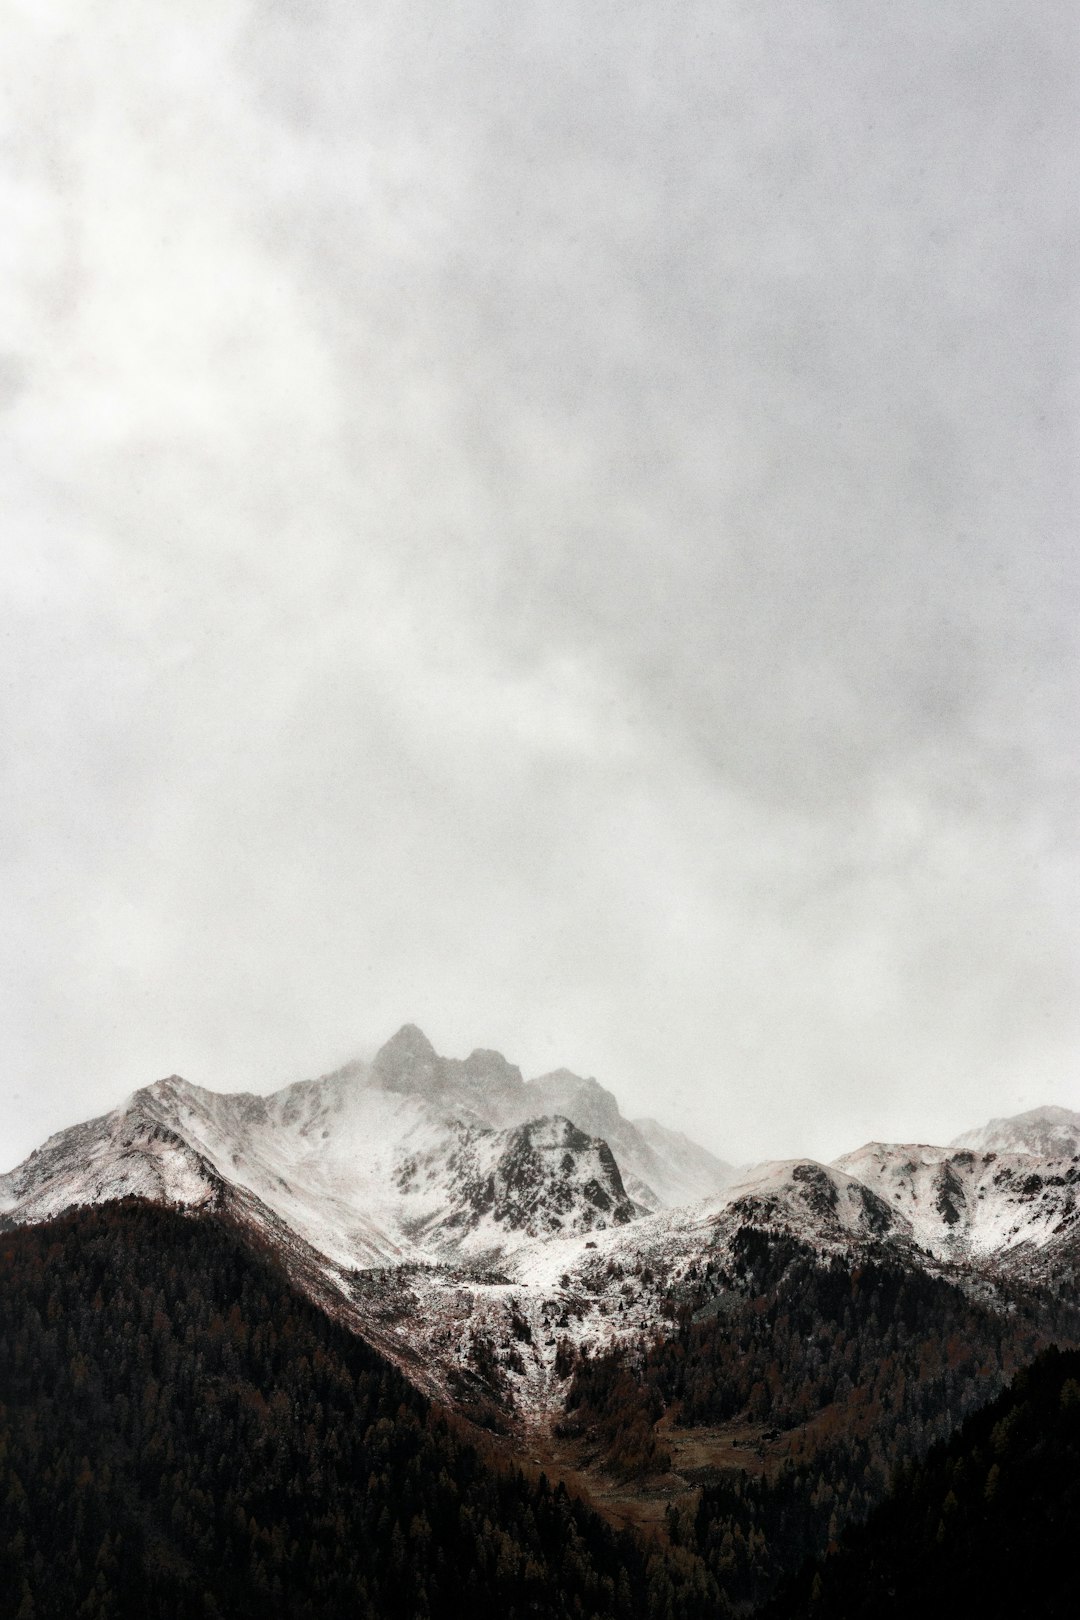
[398,1115,638,1249]
[507,1069,737,1209]
[833,1139,1080,1268]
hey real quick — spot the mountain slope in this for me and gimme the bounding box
[833,1138,1080,1268]
[632,1114,738,1207]
[0,1201,717,1620]
[0,1029,656,1270]
[950,1103,1080,1159]
[773,1344,1080,1619]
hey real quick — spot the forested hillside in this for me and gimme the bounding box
[561,1228,1079,1610]
[771,1344,1080,1617]
[4,1203,1078,1618]
[0,1204,716,1620]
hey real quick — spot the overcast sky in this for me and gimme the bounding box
[2,0,1077,1173]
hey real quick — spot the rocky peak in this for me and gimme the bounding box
[372,1025,440,1092]
[524,1069,622,1138]
[477,1114,637,1237]
[725,1159,908,1250]
[458,1048,525,1094]
[369,1027,527,1118]
[453,1043,524,1108]
[141,1074,195,1100]
[123,1075,200,1125]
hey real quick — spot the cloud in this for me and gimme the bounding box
[1,1,1077,1171]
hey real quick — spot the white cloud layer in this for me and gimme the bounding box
[1,0,1077,1169]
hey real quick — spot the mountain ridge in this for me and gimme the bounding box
[4,1027,1078,1421]
[4,1036,1077,1618]
[949,1102,1080,1158]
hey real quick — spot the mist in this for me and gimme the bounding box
[2,1,1077,1172]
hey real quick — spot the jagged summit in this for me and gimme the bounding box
[370,1027,526,1110]
[383,1022,436,1056]
[360,1029,731,1209]
[372,1023,439,1085]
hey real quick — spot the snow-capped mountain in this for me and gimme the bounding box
[833,1137,1080,1270]
[949,1105,1080,1160]
[4,1028,1078,1418]
[0,1027,656,1269]
[4,1025,1075,1294]
[359,1025,734,1208]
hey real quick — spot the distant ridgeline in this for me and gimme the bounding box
[0,1203,717,1620]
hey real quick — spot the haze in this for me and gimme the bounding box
[2,1,1077,1174]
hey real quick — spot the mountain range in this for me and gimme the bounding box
[3,1023,1079,1614]
[3,1025,1078,1414]
[0,1024,733,1267]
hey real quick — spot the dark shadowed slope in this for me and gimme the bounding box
[769,1344,1080,1619]
[0,1202,718,1620]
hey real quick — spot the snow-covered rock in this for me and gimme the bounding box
[0,1028,657,1269]
[949,1105,1080,1161]
[359,1029,734,1210]
[721,1158,914,1249]
[0,1089,224,1227]
[833,1138,1080,1264]
[393,1113,638,1252]
[5,1055,1078,1422]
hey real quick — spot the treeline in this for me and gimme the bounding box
[0,1202,718,1620]
[769,1344,1080,1617]
[563,1227,1080,1609]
